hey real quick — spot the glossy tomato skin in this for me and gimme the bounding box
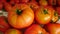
[35,6,52,24]
[5,29,22,34]
[0,16,10,32]
[46,23,60,34]
[8,4,34,29]
[24,24,49,34]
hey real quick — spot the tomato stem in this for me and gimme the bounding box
[16,9,22,15]
[43,9,48,14]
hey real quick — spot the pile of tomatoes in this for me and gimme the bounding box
[0,0,60,34]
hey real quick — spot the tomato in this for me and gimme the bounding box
[35,6,52,24]
[39,0,48,6]
[0,16,10,32]
[51,9,58,22]
[8,4,34,29]
[48,0,56,5]
[56,7,60,15]
[24,24,49,34]
[27,0,39,12]
[5,29,22,34]
[45,23,60,34]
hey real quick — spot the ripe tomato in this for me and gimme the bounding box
[39,0,48,6]
[45,23,60,34]
[24,24,49,34]
[5,29,22,34]
[0,16,10,32]
[8,4,34,29]
[51,9,58,22]
[27,0,39,12]
[35,6,52,24]
[4,2,12,12]
[56,7,60,15]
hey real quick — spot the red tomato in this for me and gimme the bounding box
[0,16,10,32]
[8,4,34,29]
[4,2,12,12]
[5,29,22,34]
[27,0,39,12]
[35,6,52,24]
[45,23,60,34]
[24,24,49,34]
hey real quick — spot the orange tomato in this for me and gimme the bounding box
[45,23,60,34]
[24,24,49,34]
[39,0,48,6]
[8,4,34,29]
[5,29,22,34]
[27,0,39,12]
[51,9,58,22]
[35,6,52,24]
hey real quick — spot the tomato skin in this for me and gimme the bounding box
[0,16,10,32]
[39,0,48,6]
[45,23,60,34]
[35,6,52,24]
[5,29,22,34]
[27,0,39,12]
[56,7,60,15]
[4,2,12,12]
[8,4,34,29]
[24,24,49,34]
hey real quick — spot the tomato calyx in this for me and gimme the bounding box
[16,9,22,15]
[43,9,48,14]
